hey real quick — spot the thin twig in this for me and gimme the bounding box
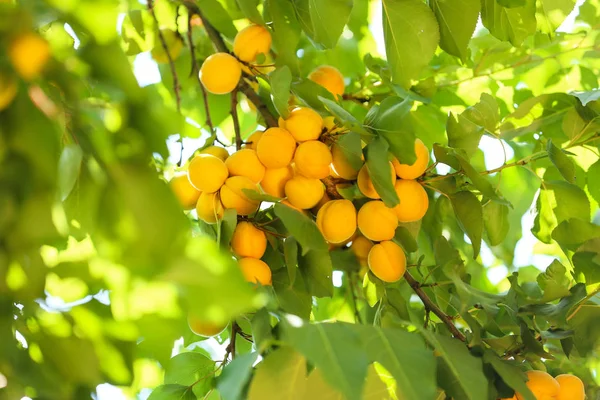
[348,273,363,324]
[223,321,240,362]
[231,88,242,150]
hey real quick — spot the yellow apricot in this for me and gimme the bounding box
[357,163,397,199]
[245,131,263,150]
[357,201,398,242]
[200,52,241,95]
[9,33,50,80]
[225,149,266,184]
[256,127,296,168]
[188,154,229,193]
[308,65,345,98]
[233,24,272,63]
[281,107,324,142]
[368,241,406,282]
[323,116,337,132]
[331,143,361,180]
[556,374,584,400]
[188,315,227,337]
[220,176,260,215]
[231,221,267,259]
[294,141,332,179]
[516,371,559,400]
[170,174,201,210]
[394,180,429,222]
[392,139,430,179]
[316,200,357,244]
[0,75,17,111]
[151,29,184,63]
[312,191,331,214]
[239,258,272,285]
[260,166,294,198]
[351,236,373,267]
[200,145,229,161]
[196,192,224,224]
[285,175,325,210]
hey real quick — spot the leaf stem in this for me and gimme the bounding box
[231,88,242,150]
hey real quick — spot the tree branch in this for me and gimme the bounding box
[347,273,363,324]
[231,88,242,150]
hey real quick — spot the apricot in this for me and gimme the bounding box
[188,154,229,193]
[239,258,272,285]
[200,145,229,161]
[245,131,263,150]
[368,241,406,283]
[308,65,345,98]
[225,149,265,184]
[357,162,397,199]
[556,374,584,400]
[357,201,398,242]
[220,176,260,215]
[188,315,227,337]
[294,141,332,179]
[331,143,361,180]
[9,33,50,80]
[392,139,430,179]
[281,107,324,142]
[394,180,429,222]
[256,127,296,168]
[200,52,241,95]
[351,236,373,267]
[196,192,224,224]
[151,29,184,63]
[231,221,267,259]
[0,76,17,111]
[169,174,201,210]
[316,200,357,244]
[312,192,331,213]
[260,166,294,198]
[516,371,559,400]
[285,175,325,210]
[233,24,272,63]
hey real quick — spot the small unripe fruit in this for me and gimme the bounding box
[555,374,584,400]
[285,175,325,210]
[170,174,201,210]
[188,315,227,337]
[392,139,430,179]
[256,127,296,168]
[233,24,272,63]
[351,236,373,267]
[294,141,332,179]
[281,107,324,142]
[357,201,398,242]
[331,143,361,180]
[239,258,272,285]
[394,180,429,222]
[196,192,224,224]
[151,29,184,63]
[231,222,267,259]
[188,154,229,193]
[516,371,559,400]
[225,149,266,184]
[9,33,50,80]
[316,199,357,244]
[245,131,263,151]
[220,176,260,215]
[200,145,229,161]
[357,163,397,199]
[368,241,406,282]
[200,53,241,95]
[308,65,345,98]
[260,166,294,198]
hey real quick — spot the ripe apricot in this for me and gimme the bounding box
[368,241,406,282]
[260,166,294,198]
[170,174,201,210]
[516,371,559,400]
[394,180,429,222]
[233,24,272,63]
[9,33,50,80]
[239,258,272,285]
[294,141,332,179]
[200,53,241,95]
[220,176,260,215]
[316,200,357,244]
[357,162,397,199]
[285,175,325,210]
[312,192,331,213]
[200,145,229,161]
[151,29,184,63]
[281,107,324,142]
[245,131,263,151]
[231,221,267,259]
[188,315,227,337]
[331,143,361,180]
[188,154,229,193]
[556,374,584,400]
[256,127,296,168]
[308,65,345,98]
[225,149,266,184]
[196,192,224,224]
[0,76,17,111]
[392,139,430,179]
[357,201,398,242]
[351,236,373,267]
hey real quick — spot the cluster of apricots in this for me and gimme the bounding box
[502,370,585,400]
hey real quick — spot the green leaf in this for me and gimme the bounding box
[305,368,344,399]
[217,352,259,400]
[481,0,536,46]
[365,137,400,207]
[165,353,214,397]
[57,144,83,202]
[270,66,293,119]
[536,0,577,33]
[450,191,483,258]
[268,0,301,74]
[248,347,307,400]
[308,0,353,48]
[198,0,238,39]
[547,140,575,183]
[242,189,281,203]
[381,0,440,88]
[570,305,600,356]
[335,131,364,171]
[588,159,600,204]
[251,308,274,349]
[483,352,535,400]
[571,90,600,106]
[298,249,333,297]
[552,219,600,251]
[219,209,238,250]
[291,80,336,112]
[319,97,369,135]
[446,113,484,159]
[573,238,600,284]
[537,260,572,302]
[393,226,418,253]
[148,384,195,400]
[236,0,264,24]
[274,272,313,318]
[430,0,480,61]
[483,202,509,246]
[274,203,328,254]
[284,237,299,285]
